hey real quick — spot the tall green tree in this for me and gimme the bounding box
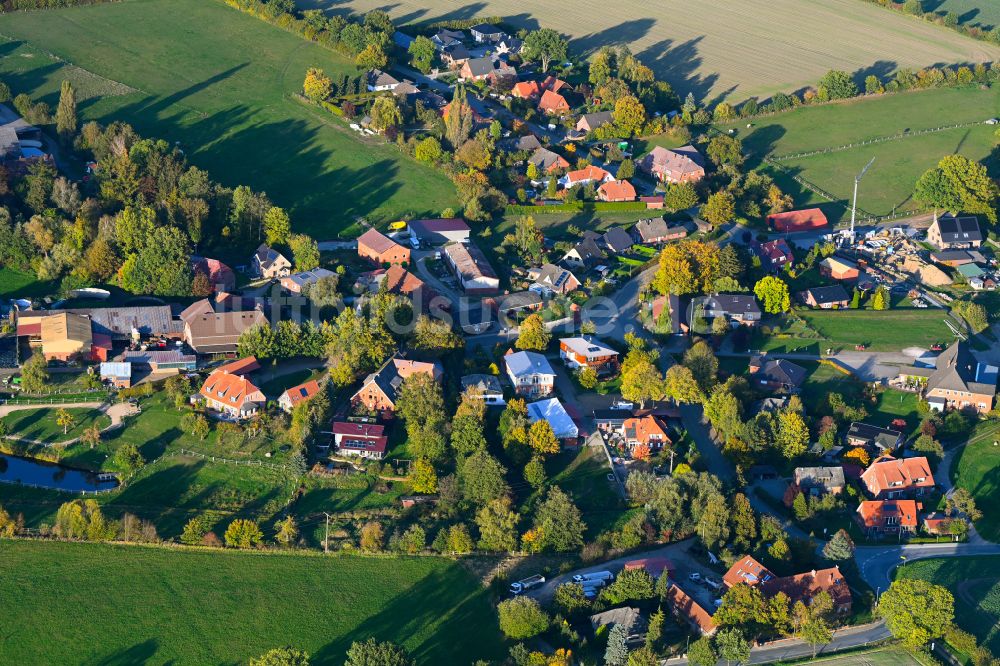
[604,623,630,666]
[522,28,568,72]
[878,579,954,648]
[716,628,751,666]
[250,647,310,666]
[55,80,77,144]
[408,35,436,73]
[497,596,550,639]
[531,486,586,552]
[459,449,509,505]
[753,276,790,314]
[476,497,519,551]
[344,639,414,666]
[516,313,550,351]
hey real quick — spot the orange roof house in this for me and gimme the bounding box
[723,555,775,588]
[597,179,637,202]
[200,368,265,420]
[768,208,829,233]
[357,228,411,266]
[512,81,544,99]
[856,499,921,536]
[278,380,322,413]
[760,566,852,615]
[562,165,612,188]
[860,456,935,499]
[622,415,671,450]
[538,89,570,115]
[383,264,425,296]
[666,585,716,636]
[725,556,852,614]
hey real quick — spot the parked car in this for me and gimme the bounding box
[688,572,702,582]
[573,571,614,584]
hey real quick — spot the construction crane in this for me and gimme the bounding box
[848,156,876,241]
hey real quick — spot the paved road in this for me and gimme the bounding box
[582,265,658,344]
[662,621,891,665]
[525,540,693,605]
[855,542,1000,592]
[678,404,735,483]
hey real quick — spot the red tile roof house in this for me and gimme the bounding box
[767,208,829,233]
[357,228,411,266]
[538,89,570,115]
[191,256,236,293]
[760,567,853,616]
[666,584,717,636]
[756,239,794,271]
[860,456,935,499]
[597,179,637,202]
[331,421,388,460]
[638,145,705,184]
[560,165,613,188]
[856,499,922,537]
[278,379,321,413]
[199,365,265,420]
[723,556,852,615]
[622,415,672,451]
[559,336,620,375]
[512,81,544,99]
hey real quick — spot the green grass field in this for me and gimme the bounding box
[0,0,457,238]
[1,407,110,444]
[897,555,1000,654]
[950,419,1000,541]
[0,391,411,538]
[722,87,1000,222]
[0,539,504,665]
[796,307,956,351]
[800,646,926,666]
[928,0,1000,30]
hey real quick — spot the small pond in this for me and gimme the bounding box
[0,454,119,492]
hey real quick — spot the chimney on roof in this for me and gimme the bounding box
[811,569,816,576]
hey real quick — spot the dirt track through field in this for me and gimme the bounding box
[303,0,1000,102]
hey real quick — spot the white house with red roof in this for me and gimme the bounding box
[199,365,265,420]
[331,421,388,459]
[278,380,322,413]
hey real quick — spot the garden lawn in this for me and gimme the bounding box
[0,0,456,238]
[1,407,110,444]
[547,446,624,539]
[795,307,955,351]
[0,268,55,299]
[0,539,504,665]
[798,361,922,431]
[896,555,1000,654]
[951,420,1000,541]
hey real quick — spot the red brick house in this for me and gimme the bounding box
[638,145,705,183]
[819,256,859,281]
[351,356,442,416]
[756,239,794,271]
[538,89,570,115]
[357,228,411,266]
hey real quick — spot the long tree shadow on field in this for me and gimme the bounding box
[570,18,656,58]
[637,37,719,105]
[310,567,502,664]
[85,639,162,666]
[126,62,250,119]
[852,60,898,88]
